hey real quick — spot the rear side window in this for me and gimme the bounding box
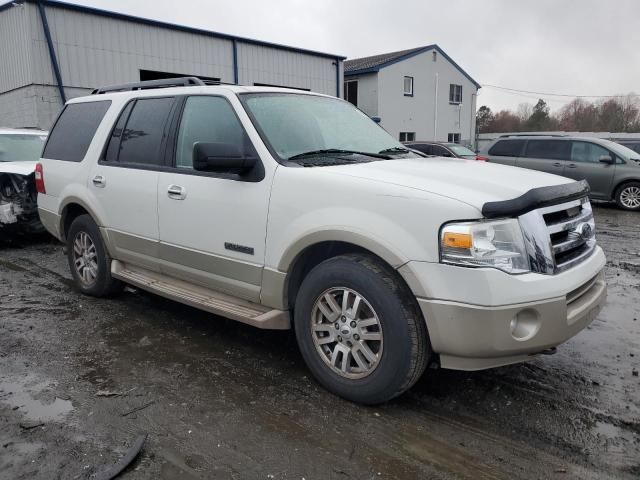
[43,101,111,161]
[116,97,174,165]
[525,140,571,160]
[488,139,525,157]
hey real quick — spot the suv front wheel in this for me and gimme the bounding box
[615,182,640,211]
[294,254,430,404]
[66,214,122,297]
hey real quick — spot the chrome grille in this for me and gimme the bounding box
[519,197,597,274]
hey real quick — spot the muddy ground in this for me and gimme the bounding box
[0,203,638,480]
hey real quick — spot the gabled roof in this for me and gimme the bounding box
[344,44,480,89]
[0,0,346,60]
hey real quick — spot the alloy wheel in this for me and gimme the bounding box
[620,186,640,209]
[310,287,383,379]
[72,231,98,286]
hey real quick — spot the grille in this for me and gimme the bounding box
[519,197,597,274]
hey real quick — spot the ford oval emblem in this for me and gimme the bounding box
[576,222,592,240]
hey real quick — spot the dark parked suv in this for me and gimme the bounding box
[485,135,640,210]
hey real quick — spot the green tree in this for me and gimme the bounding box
[526,99,554,131]
[476,106,494,133]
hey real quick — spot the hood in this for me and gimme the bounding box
[323,157,574,212]
[0,161,37,176]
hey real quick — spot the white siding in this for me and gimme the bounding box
[361,50,478,145]
[346,73,378,117]
[237,43,338,95]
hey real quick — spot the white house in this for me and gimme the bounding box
[344,45,480,146]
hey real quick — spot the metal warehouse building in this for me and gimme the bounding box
[0,0,345,130]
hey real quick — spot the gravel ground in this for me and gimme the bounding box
[0,203,638,480]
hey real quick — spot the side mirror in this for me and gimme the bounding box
[598,155,614,165]
[193,142,257,174]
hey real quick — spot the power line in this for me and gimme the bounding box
[482,84,639,99]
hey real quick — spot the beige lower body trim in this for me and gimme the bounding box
[37,208,61,241]
[260,267,288,310]
[419,272,607,371]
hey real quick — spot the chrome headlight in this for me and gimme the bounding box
[440,219,531,274]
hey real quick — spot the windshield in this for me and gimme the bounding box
[448,144,476,157]
[242,93,409,162]
[0,134,47,162]
[599,139,640,159]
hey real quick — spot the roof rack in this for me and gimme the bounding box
[498,133,569,138]
[91,76,237,94]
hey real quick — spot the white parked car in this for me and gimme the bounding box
[0,128,48,233]
[37,78,607,404]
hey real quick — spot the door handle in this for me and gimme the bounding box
[167,184,186,200]
[567,163,577,169]
[92,175,106,188]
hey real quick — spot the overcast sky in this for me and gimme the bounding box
[65,0,640,113]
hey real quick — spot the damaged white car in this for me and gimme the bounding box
[0,128,48,234]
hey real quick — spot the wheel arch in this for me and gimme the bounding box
[59,197,101,242]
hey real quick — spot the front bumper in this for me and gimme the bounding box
[400,247,607,370]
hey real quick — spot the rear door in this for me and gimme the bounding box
[486,139,525,166]
[432,145,454,157]
[565,141,615,198]
[519,140,570,176]
[89,96,176,271]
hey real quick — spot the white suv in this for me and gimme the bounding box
[37,78,607,404]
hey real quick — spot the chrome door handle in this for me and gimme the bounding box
[92,175,106,187]
[167,184,186,200]
[552,162,563,167]
[567,163,577,168]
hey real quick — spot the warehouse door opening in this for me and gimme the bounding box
[140,69,221,84]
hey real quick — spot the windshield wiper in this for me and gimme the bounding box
[288,149,391,160]
[378,147,410,154]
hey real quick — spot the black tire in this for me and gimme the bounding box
[615,182,640,211]
[66,214,122,297]
[293,254,430,404]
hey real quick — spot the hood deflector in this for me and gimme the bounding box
[482,180,590,218]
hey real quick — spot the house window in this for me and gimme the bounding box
[344,80,358,106]
[448,133,461,143]
[399,132,415,142]
[403,76,414,96]
[449,84,462,104]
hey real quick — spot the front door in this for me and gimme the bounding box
[157,94,272,303]
[565,141,616,199]
[89,96,176,271]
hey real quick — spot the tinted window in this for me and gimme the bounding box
[43,101,111,162]
[103,102,134,163]
[432,145,452,157]
[570,142,611,163]
[175,96,247,169]
[488,139,525,157]
[525,140,571,160]
[408,144,432,155]
[118,98,174,165]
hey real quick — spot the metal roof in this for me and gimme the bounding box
[0,0,346,60]
[344,44,480,89]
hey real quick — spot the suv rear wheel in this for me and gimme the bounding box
[293,254,430,404]
[66,214,122,297]
[615,182,640,211]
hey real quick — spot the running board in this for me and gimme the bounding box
[111,260,290,330]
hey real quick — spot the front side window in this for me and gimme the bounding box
[0,134,47,162]
[449,84,462,104]
[399,132,415,142]
[488,139,525,157]
[116,97,174,166]
[570,142,611,164]
[242,93,407,161]
[525,140,571,161]
[175,96,248,169]
[43,101,111,162]
[344,81,358,106]
[403,76,414,96]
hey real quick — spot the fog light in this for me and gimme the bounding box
[510,309,540,341]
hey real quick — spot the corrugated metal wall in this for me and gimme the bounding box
[0,3,34,94]
[0,2,342,129]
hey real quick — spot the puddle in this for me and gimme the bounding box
[0,376,73,422]
[0,258,28,272]
[594,420,621,440]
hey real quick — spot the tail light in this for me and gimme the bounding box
[35,162,46,194]
[475,155,488,162]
